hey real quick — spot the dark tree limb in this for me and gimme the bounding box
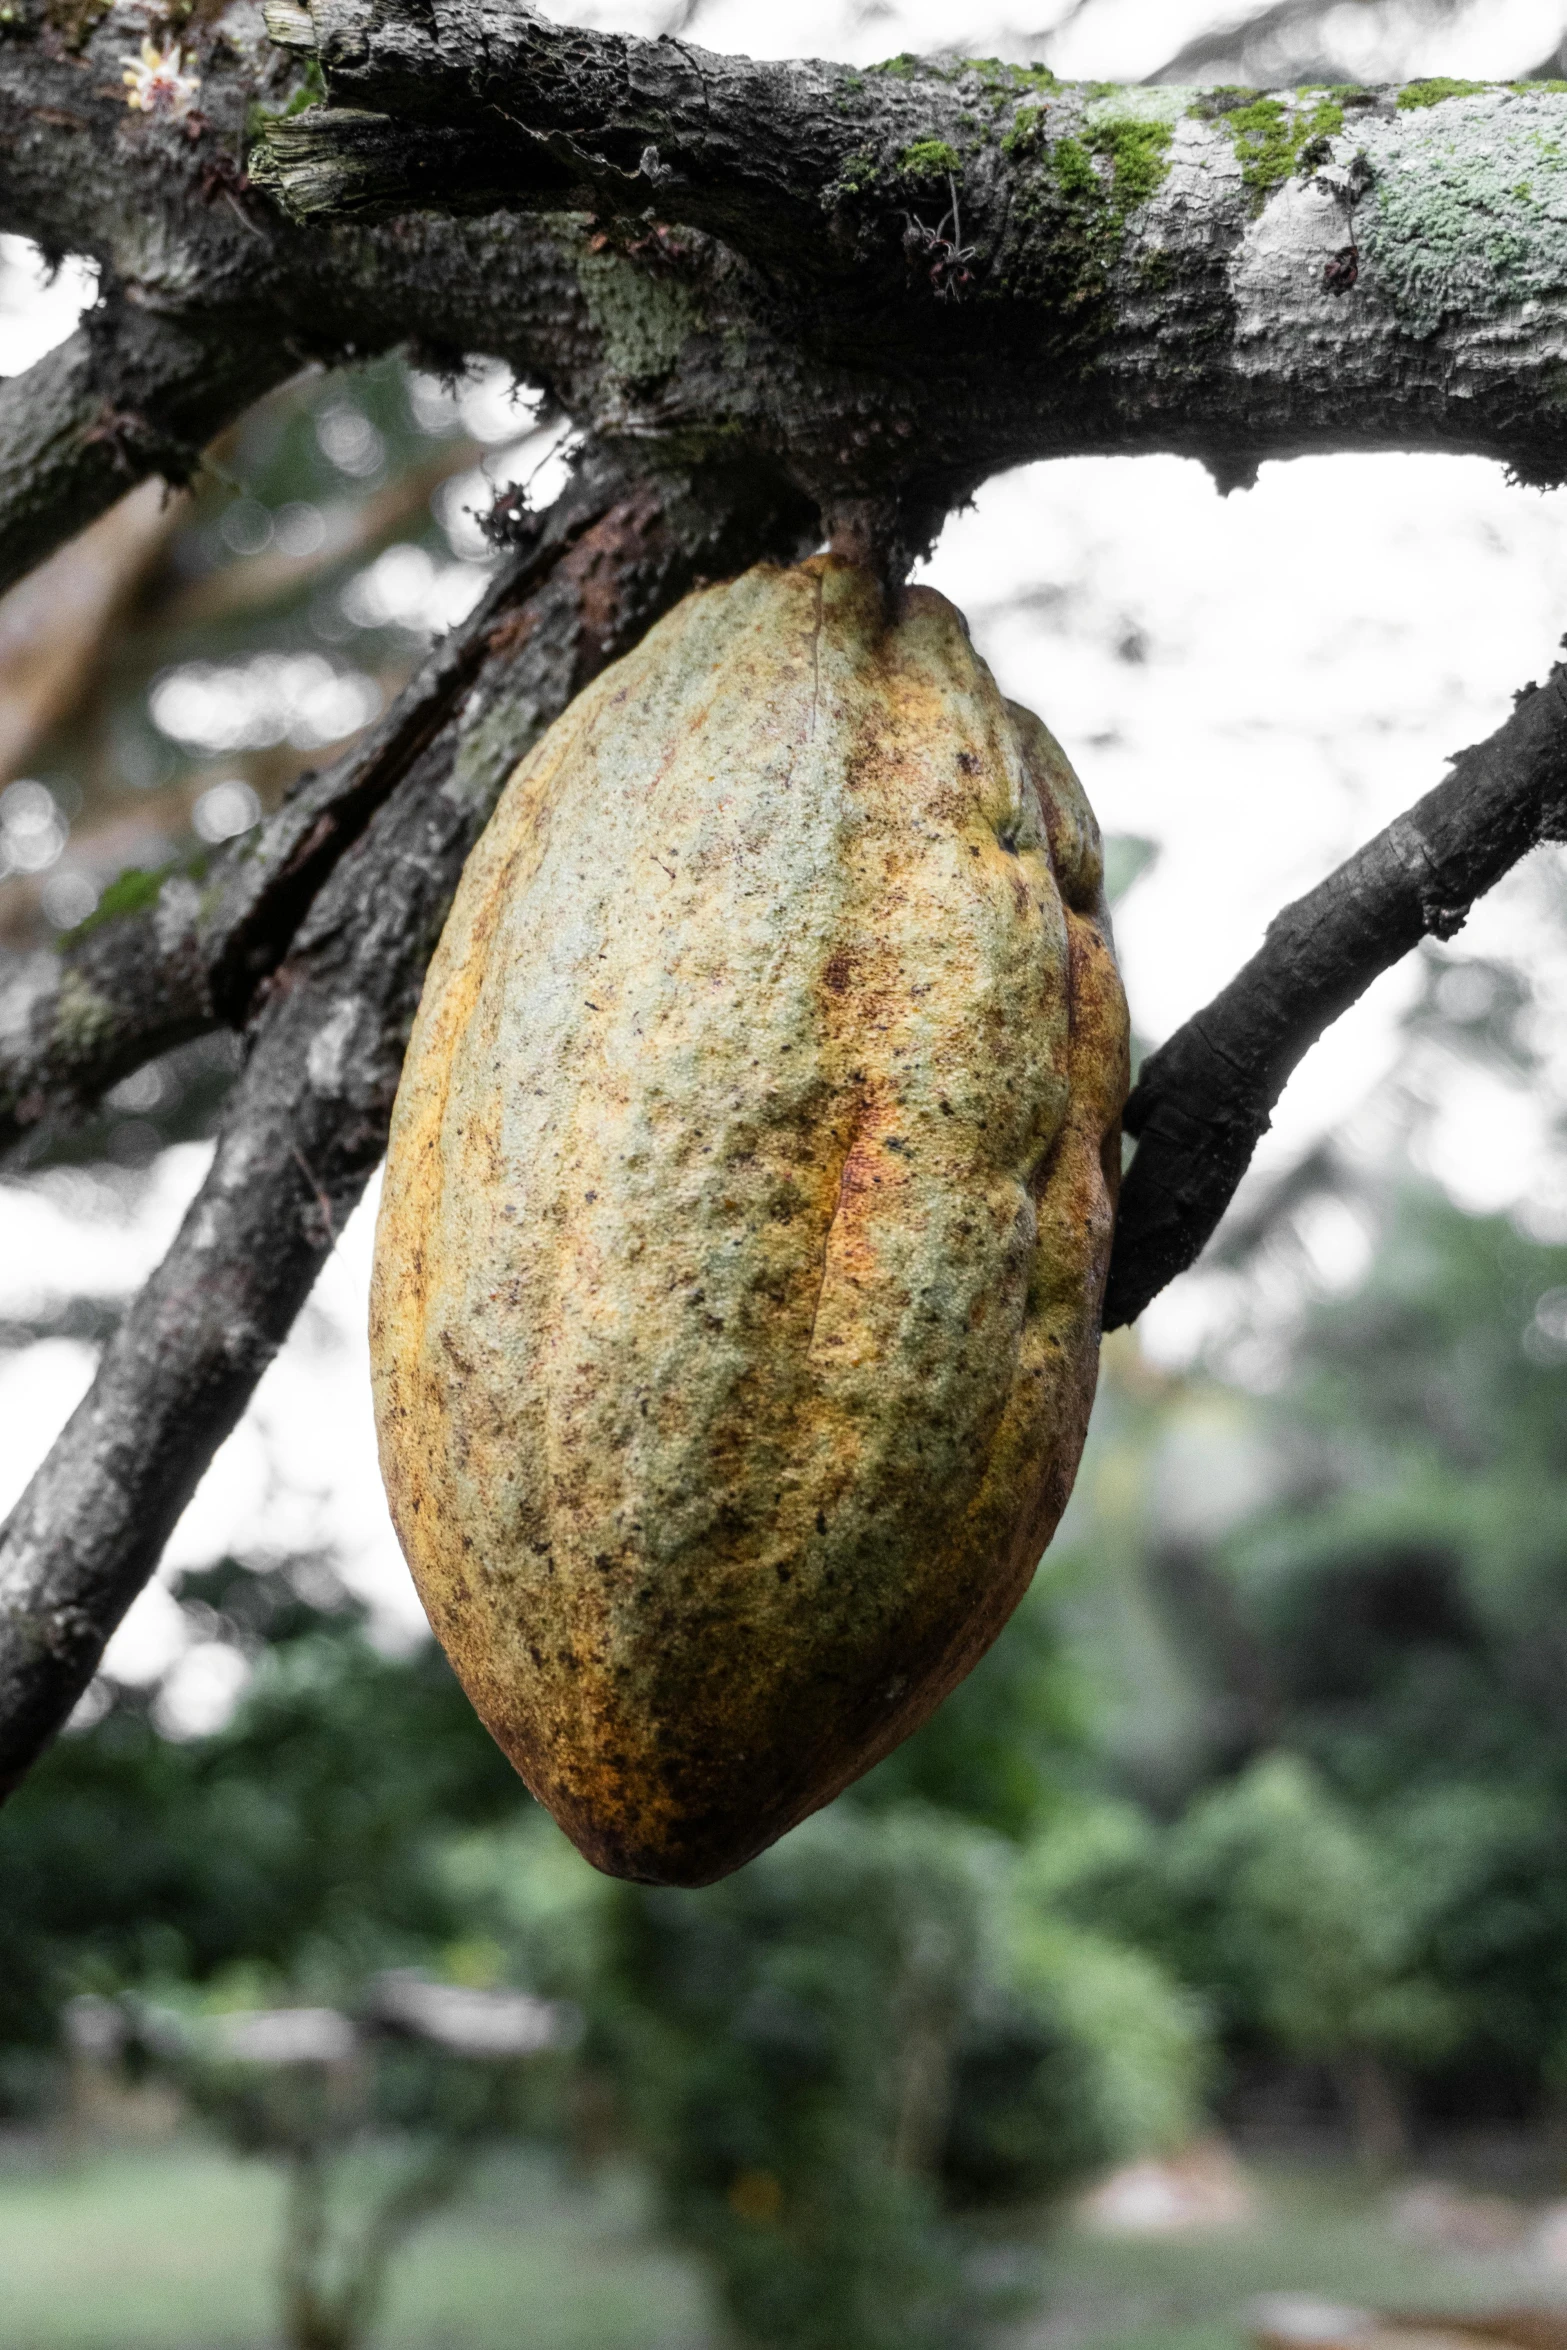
[0,466,630,1159]
[0,1,622,595]
[0,457,813,1799]
[1103,667,1567,1330]
[0,313,294,604]
[254,0,921,255]
[253,10,1567,512]
[6,0,1567,598]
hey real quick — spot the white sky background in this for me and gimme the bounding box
[545,0,1567,78]
[8,0,1567,1715]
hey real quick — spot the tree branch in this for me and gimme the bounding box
[1103,667,1567,1330]
[0,470,630,1160]
[255,2,887,256]
[0,313,293,603]
[253,13,1567,507]
[0,456,812,1799]
[8,2,1567,593]
[0,5,615,590]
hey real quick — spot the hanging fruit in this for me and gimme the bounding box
[370,554,1129,1886]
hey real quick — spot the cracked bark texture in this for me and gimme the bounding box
[6,2,1567,578]
[4,0,1567,1785]
[254,12,1567,512]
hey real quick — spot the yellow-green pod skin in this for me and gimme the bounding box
[370,556,1129,1886]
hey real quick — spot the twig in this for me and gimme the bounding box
[1103,667,1567,1329]
[291,1145,336,1241]
[0,321,292,605]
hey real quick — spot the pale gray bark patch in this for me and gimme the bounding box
[1358,92,1567,338]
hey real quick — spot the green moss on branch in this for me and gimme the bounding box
[1198,90,1346,202]
[1399,78,1490,111]
[1089,114,1174,209]
[1046,109,1174,223]
[898,137,961,177]
[71,865,181,937]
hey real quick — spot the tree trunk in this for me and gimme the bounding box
[1335,2049,1410,2176]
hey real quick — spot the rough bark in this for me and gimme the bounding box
[1102,667,1567,1329]
[253,9,1567,512]
[0,0,645,586]
[7,1,1567,586]
[0,456,812,1796]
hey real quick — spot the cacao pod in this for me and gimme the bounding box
[370,555,1128,1887]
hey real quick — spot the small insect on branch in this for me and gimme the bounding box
[1311,148,1374,296]
[901,172,977,301]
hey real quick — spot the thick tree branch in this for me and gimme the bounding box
[1103,668,1567,1330]
[8,0,1567,595]
[0,5,622,590]
[254,12,1567,507]
[0,457,812,1799]
[255,2,908,255]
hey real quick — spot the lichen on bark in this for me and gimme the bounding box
[574,242,704,392]
[1357,88,1567,338]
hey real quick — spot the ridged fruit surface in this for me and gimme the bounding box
[370,555,1128,1886]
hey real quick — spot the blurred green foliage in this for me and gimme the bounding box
[18,1148,1567,2331]
[0,1560,1201,2347]
[597,1811,984,2350]
[0,1565,522,2057]
[1044,1169,1567,2147]
[173,2016,562,2350]
[437,1796,1202,2349]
